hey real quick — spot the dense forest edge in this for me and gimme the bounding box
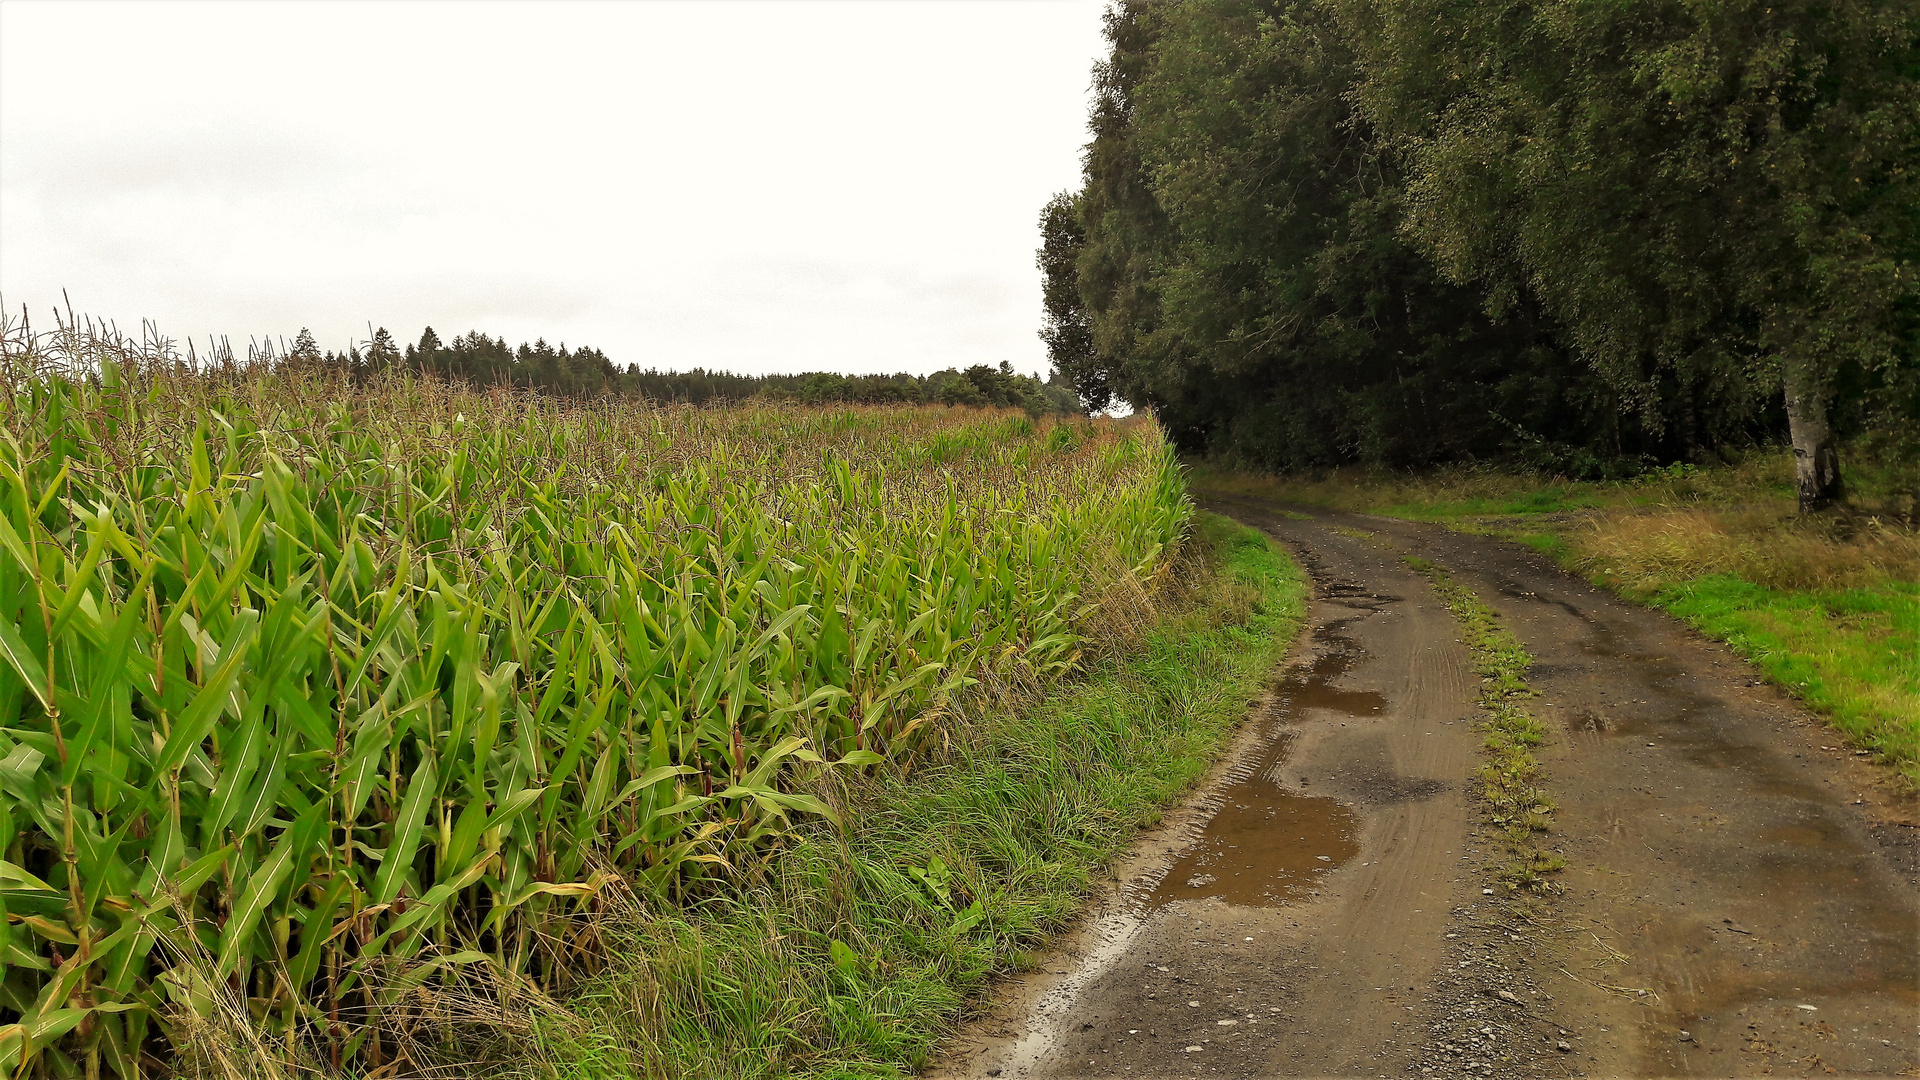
[1038,0,1919,511]
[25,313,1083,417]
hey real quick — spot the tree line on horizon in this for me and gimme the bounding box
[277,325,1082,415]
[1040,0,1918,508]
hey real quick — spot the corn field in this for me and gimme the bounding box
[0,316,1189,1078]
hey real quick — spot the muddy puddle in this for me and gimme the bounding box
[1148,789,1360,906]
[1146,630,1377,908]
[934,623,1396,1080]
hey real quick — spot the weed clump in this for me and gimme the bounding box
[1405,557,1566,898]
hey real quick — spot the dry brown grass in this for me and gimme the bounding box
[1569,506,1920,595]
[1189,451,1920,594]
[1187,460,1589,514]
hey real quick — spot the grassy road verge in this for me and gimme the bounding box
[1194,457,1919,788]
[505,513,1309,1079]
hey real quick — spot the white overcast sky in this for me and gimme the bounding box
[1,0,1109,376]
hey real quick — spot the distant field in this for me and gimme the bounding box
[0,357,1187,1077]
[1191,457,1920,787]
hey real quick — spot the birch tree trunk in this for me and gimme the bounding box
[1783,369,1844,512]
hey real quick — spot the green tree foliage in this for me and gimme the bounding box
[1053,1,1645,471]
[1040,194,1104,409]
[623,362,1073,414]
[1349,0,1919,506]
[288,327,321,364]
[606,367,771,404]
[1048,0,1918,497]
[396,329,619,397]
[926,361,1076,415]
[363,326,399,372]
[263,326,1082,414]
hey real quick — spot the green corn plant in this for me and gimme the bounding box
[0,314,1190,1077]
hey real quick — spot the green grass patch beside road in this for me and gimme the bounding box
[507,513,1309,1079]
[1652,577,1919,773]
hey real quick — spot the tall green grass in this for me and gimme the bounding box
[0,319,1188,1077]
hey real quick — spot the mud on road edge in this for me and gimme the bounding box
[925,634,1327,1079]
[933,504,1533,1079]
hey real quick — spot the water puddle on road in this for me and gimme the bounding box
[1147,631,1376,908]
[1285,637,1389,716]
[1147,788,1361,907]
[934,591,1406,1078]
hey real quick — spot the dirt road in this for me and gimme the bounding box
[933,497,1918,1079]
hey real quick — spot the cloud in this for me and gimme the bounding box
[0,0,1108,376]
[2,120,346,202]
